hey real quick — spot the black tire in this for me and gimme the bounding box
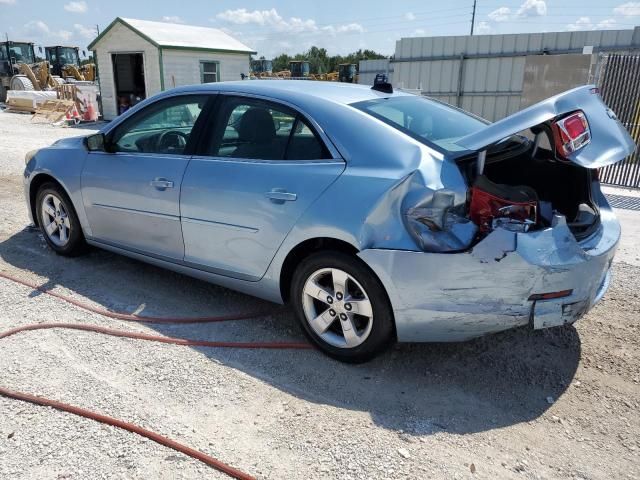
[0,84,6,104]
[291,251,395,363]
[35,182,87,257]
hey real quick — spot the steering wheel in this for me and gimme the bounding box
[157,130,188,153]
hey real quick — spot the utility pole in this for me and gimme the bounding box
[470,0,477,35]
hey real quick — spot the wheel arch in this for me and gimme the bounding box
[279,237,360,303]
[29,173,70,227]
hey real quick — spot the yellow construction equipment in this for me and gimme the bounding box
[45,46,96,82]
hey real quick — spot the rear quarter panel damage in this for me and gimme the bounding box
[359,192,619,342]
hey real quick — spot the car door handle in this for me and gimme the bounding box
[265,189,297,203]
[150,178,174,190]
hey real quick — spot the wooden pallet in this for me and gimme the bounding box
[32,99,76,124]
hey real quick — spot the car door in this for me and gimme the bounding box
[81,94,211,260]
[180,95,345,281]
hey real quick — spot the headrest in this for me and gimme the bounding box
[237,107,276,143]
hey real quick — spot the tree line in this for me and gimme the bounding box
[259,46,387,74]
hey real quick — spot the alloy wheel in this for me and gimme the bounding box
[301,268,374,349]
[40,193,71,247]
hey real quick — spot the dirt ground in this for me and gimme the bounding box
[0,110,638,479]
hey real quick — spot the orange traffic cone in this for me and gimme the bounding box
[84,100,98,122]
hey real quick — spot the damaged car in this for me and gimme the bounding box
[23,79,635,362]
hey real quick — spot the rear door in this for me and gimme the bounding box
[81,94,211,260]
[180,95,345,280]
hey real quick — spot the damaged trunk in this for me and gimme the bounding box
[460,138,599,241]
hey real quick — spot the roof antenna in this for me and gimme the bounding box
[372,73,393,94]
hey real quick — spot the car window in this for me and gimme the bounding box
[208,97,331,161]
[112,96,208,155]
[286,118,329,160]
[353,96,489,152]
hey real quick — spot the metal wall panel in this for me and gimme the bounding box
[390,27,640,121]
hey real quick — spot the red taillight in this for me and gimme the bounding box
[552,111,591,158]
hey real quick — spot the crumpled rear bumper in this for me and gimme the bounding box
[358,191,619,342]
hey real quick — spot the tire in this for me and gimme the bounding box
[35,183,86,257]
[10,75,34,91]
[291,251,395,363]
[0,84,6,103]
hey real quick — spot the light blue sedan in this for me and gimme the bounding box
[23,79,635,362]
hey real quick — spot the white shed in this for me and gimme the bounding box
[88,17,255,120]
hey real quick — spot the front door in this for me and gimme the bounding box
[81,94,210,260]
[180,96,345,280]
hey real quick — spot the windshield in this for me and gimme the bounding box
[353,96,489,152]
[58,47,79,66]
[8,43,35,64]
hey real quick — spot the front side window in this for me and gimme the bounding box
[201,62,218,83]
[353,96,488,152]
[208,97,331,161]
[111,95,208,155]
[8,43,35,64]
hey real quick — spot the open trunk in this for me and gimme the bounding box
[458,137,599,241]
[452,85,635,243]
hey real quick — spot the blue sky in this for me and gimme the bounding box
[1,0,639,57]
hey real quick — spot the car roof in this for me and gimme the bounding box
[168,80,413,107]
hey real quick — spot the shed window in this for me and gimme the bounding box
[200,62,218,83]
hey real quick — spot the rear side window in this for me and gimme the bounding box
[353,96,488,152]
[206,97,331,161]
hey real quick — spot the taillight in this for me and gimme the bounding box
[551,111,591,158]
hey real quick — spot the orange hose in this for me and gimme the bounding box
[0,270,312,479]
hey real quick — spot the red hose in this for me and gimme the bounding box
[0,270,312,479]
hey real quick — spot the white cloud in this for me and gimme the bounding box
[405,12,416,21]
[597,18,617,28]
[217,8,287,27]
[476,21,492,34]
[24,20,50,35]
[413,28,426,36]
[216,8,364,36]
[326,23,365,34]
[74,23,96,39]
[161,16,184,24]
[516,0,547,18]
[488,7,511,22]
[567,16,592,31]
[567,16,619,31]
[64,1,87,13]
[613,2,640,16]
[56,30,73,41]
[0,0,16,5]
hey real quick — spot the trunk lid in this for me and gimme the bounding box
[455,85,635,169]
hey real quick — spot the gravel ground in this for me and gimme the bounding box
[0,110,639,479]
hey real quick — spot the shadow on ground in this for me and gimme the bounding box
[0,227,580,436]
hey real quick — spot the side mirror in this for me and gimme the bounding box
[86,133,107,152]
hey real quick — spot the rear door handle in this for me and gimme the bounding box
[265,189,297,203]
[150,178,174,190]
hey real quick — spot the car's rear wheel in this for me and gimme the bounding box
[291,251,395,363]
[35,183,86,256]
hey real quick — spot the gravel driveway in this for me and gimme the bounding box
[0,110,638,479]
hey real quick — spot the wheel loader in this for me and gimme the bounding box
[45,46,96,82]
[0,40,57,102]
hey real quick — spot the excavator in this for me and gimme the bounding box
[45,46,96,82]
[0,40,58,102]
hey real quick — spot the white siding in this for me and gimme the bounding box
[161,49,250,88]
[92,22,161,120]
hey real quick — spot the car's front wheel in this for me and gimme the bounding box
[291,251,395,363]
[35,183,86,256]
